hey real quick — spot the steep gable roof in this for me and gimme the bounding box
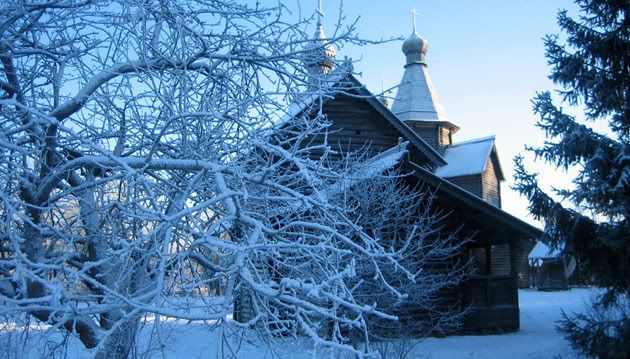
[277,71,446,167]
[434,136,505,180]
[272,71,541,242]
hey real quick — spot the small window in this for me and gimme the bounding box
[354,130,361,135]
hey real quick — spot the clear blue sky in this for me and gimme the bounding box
[295,0,579,226]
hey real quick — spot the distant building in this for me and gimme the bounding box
[528,241,576,290]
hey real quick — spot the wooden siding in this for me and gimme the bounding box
[406,122,440,149]
[445,159,501,208]
[404,122,453,149]
[482,156,501,208]
[514,245,532,288]
[313,94,438,167]
[447,174,482,198]
[491,244,511,275]
[464,243,519,333]
[322,94,405,153]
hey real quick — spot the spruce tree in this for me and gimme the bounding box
[513,0,629,357]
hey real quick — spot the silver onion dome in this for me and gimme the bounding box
[402,31,428,66]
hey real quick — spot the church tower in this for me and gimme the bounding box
[303,0,337,85]
[392,9,459,150]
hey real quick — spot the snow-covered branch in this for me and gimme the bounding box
[0,1,467,357]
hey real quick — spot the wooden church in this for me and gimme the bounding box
[313,8,542,333]
[240,8,542,334]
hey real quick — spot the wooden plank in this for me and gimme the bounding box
[482,159,501,207]
[447,174,482,197]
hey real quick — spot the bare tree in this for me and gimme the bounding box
[0,0,417,357]
[336,162,470,341]
[0,1,471,357]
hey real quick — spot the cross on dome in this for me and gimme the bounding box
[316,0,325,29]
[303,0,336,79]
[411,7,418,33]
[316,0,324,19]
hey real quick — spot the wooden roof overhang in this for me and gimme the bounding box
[408,162,541,251]
[408,119,461,133]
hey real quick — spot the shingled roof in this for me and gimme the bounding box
[391,29,448,122]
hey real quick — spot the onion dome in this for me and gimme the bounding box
[402,32,428,65]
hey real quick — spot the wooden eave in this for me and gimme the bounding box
[409,162,542,240]
[489,145,505,181]
[405,119,461,133]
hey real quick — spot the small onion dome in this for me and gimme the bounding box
[303,24,336,75]
[316,23,337,60]
[402,32,428,66]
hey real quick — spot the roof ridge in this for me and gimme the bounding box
[449,135,496,148]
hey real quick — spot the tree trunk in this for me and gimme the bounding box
[95,319,138,359]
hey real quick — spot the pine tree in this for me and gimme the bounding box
[513,1,630,357]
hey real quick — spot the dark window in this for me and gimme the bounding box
[469,244,512,276]
[469,247,488,275]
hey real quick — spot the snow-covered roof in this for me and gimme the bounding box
[528,241,563,260]
[434,136,497,178]
[391,59,448,122]
[347,141,408,181]
[328,142,409,196]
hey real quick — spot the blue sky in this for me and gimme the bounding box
[296,0,580,225]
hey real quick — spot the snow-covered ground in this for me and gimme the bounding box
[412,288,596,359]
[2,288,596,358]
